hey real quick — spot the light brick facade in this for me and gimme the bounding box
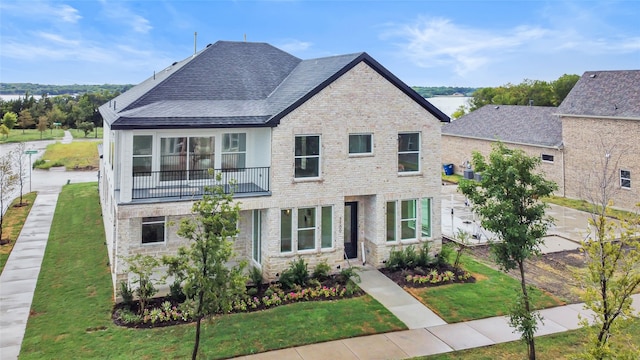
[100,61,444,294]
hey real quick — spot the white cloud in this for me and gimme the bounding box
[0,1,81,24]
[384,17,548,76]
[99,0,152,34]
[55,4,81,23]
[36,32,80,47]
[277,39,312,53]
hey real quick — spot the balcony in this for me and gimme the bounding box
[131,167,270,200]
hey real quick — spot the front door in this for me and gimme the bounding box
[344,202,358,259]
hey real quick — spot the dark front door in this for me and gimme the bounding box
[344,202,358,259]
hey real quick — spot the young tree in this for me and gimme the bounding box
[459,142,557,360]
[0,150,19,242]
[163,175,247,360]
[37,115,48,139]
[2,111,18,131]
[0,124,9,139]
[11,143,28,206]
[123,254,161,314]
[575,143,640,359]
[18,109,34,134]
[77,121,94,137]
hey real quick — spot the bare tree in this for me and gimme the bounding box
[12,142,29,206]
[1,149,19,242]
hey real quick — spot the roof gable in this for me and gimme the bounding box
[558,70,640,119]
[442,105,562,148]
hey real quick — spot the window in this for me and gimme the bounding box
[620,170,631,189]
[280,206,333,253]
[386,201,396,242]
[398,133,420,172]
[400,199,417,240]
[295,135,320,178]
[252,210,261,264]
[160,137,214,181]
[142,216,165,244]
[281,209,292,252]
[541,154,554,163]
[222,133,246,169]
[132,135,152,176]
[297,208,316,251]
[421,198,431,238]
[349,134,372,154]
[321,206,333,248]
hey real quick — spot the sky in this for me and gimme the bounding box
[0,0,639,88]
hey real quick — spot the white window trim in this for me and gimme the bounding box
[321,206,333,250]
[252,210,262,267]
[386,198,432,244]
[297,207,317,252]
[400,199,418,241]
[294,134,321,180]
[541,154,554,163]
[279,205,334,254]
[348,133,374,157]
[141,216,166,245]
[398,132,421,174]
[620,169,631,189]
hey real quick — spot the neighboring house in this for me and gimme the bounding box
[441,70,639,211]
[441,105,564,194]
[557,70,640,211]
[98,41,449,293]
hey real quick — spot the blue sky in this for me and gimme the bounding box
[1,0,639,87]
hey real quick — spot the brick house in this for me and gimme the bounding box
[441,70,639,210]
[98,41,449,292]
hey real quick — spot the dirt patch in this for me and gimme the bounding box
[467,244,586,303]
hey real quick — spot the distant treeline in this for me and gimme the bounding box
[412,86,477,98]
[0,83,133,96]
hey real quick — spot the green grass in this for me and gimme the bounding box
[407,256,564,323]
[0,129,65,143]
[442,173,463,184]
[418,318,640,359]
[0,192,37,273]
[543,196,634,221]
[36,141,100,170]
[20,182,405,359]
[0,128,103,143]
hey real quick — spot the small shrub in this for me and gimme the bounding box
[337,266,360,284]
[249,266,263,286]
[115,308,142,324]
[169,280,186,302]
[279,258,309,290]
[416,241,433,267]
[312,259,331,280]
[387,246,420,270]
[386,247,405,271]
[32,159,45,169]
[402,245,418,268]
[118,281,133,306]
[307,278,321,288]
[247,287,259,296]
[436,243,455,267]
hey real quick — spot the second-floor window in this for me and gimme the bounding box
[620,170,631,189]
[160,137,215,181]
[132,135,152,176]
[349,134,373,155]
[222,133,246,170]
[398,133,420,173]
[295,135,320,178]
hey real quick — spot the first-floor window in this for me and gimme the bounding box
[387,198,432,242]
[421,198,431,238]
[620,170,631,189]
[252,210,261,264]
[281,209,292,252]
[386,201,396,242]
[400,199,417,240]
[142,216,165,244]
[280,206,333,253]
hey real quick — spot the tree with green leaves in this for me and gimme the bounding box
[2,111,17,131]
[123,254,160,314]
[163,174,247,360]
[459,142,557,360]
[0,124,9,139]
[45,105,66,134]
[77,121,94,137]
[37,115,48,139]
[574,143,640,359]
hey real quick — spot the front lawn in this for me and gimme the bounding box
[0,129,65,143]
[404,255,564,323]
[20,183,405,359]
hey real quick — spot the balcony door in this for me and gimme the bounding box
[160,137,215,183]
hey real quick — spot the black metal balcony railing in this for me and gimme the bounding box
[131,167,270,200]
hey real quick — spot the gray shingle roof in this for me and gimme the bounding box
[100,41,448,129]
[442,105,562,148]
[557,70,640,119]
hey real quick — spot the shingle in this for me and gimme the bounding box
[442,105,562,147]
[558,70,640,118]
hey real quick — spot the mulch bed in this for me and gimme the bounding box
[379,263,476,288]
